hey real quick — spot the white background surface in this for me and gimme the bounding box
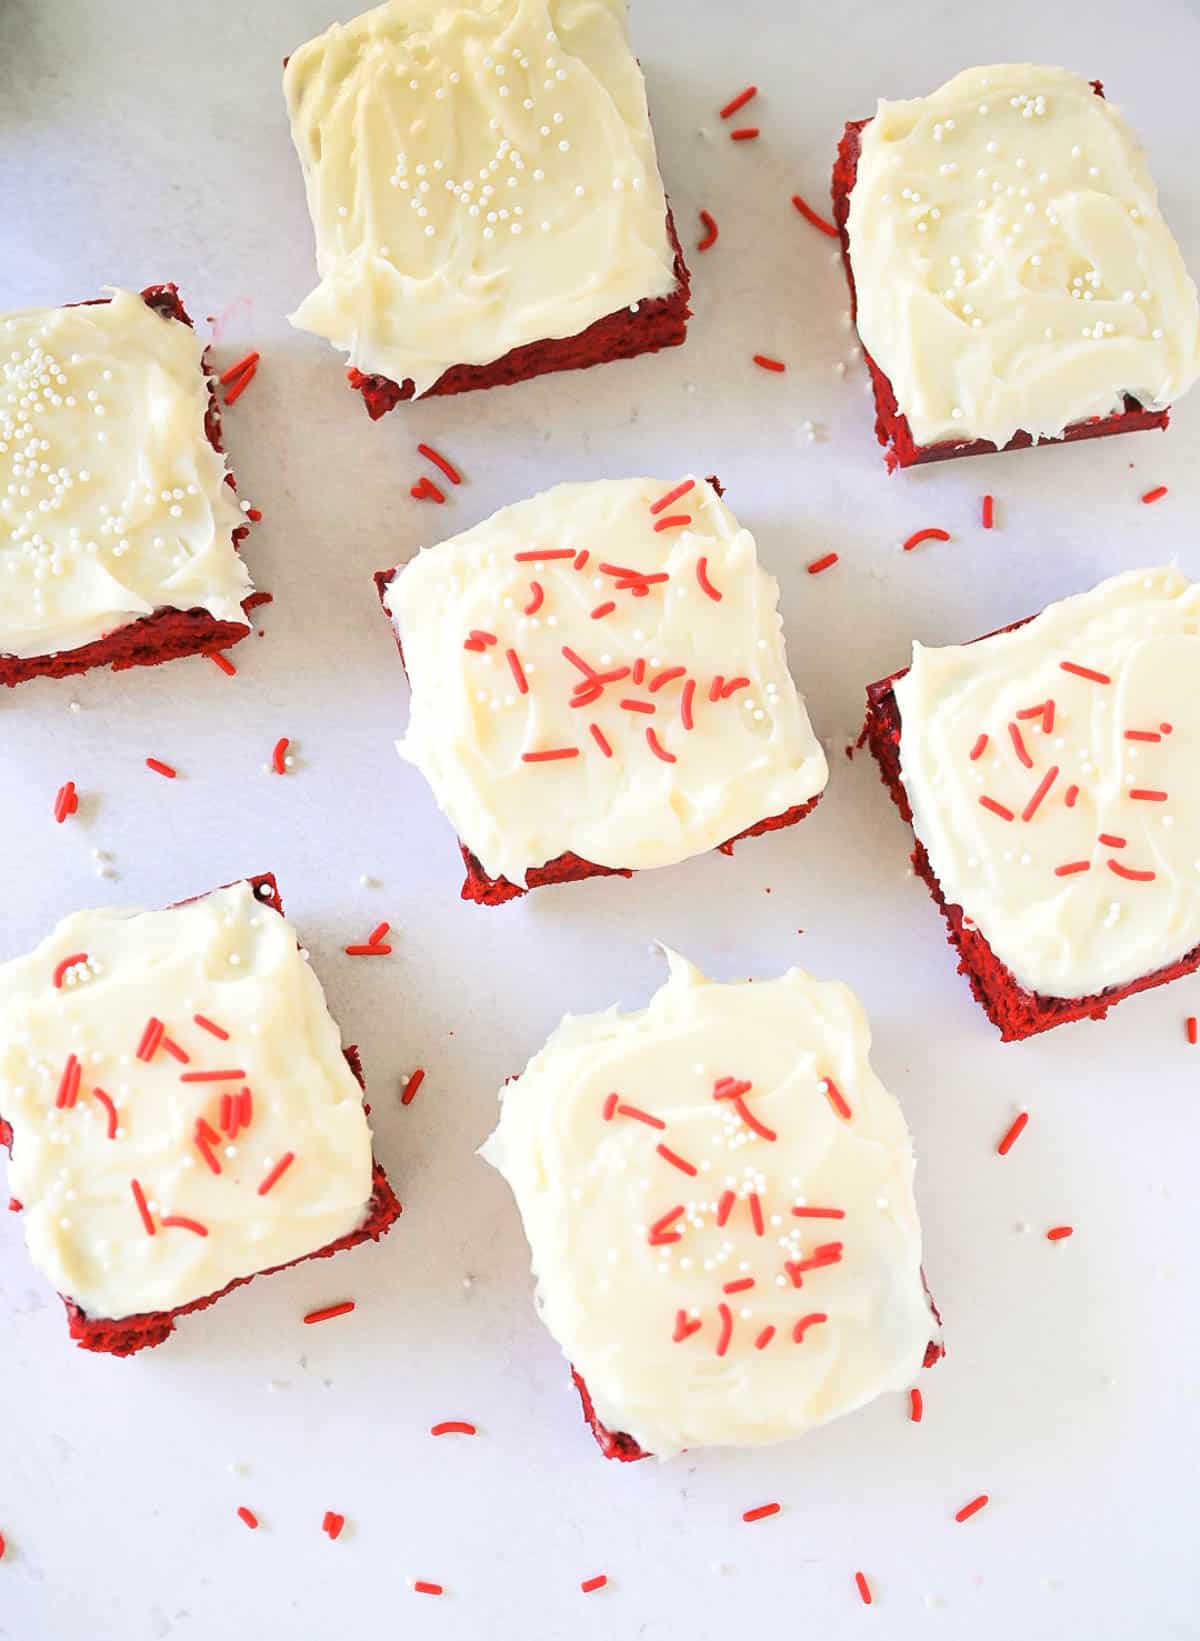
[2,2,1199,1637]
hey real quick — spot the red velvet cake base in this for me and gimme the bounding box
[0,283,258,688]
[346,205,691,419]
[864,641,1200,1040]
[0,871,402,1356]
[830,95,1171,473]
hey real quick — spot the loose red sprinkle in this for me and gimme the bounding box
[1008,721,1033,769]
[729,126,759,141]
[791,192,838,237]
[91,1088,118,1140]
[752,353,786,372]
[410,475,446,504]
[257,1152,296,1196]
[695,558,722,601]
[1141,485,1168,504]
[218,352,259,386]
[646,727,677,764]
[719,84,757,119]
[653,512,692,532]
[909,1387,923,1423]
[52,952,88,988]
[792,1311,828,1342]
[160,1036,189,1064]
[209,652,237,676]
[344,943,393,955]
[697,209,719,251]
[401,1068,426,1106]
[417,442,462,485]
[969,734,989,761]
[145,757,177,779]
[715,1189,736,1228]
[180,1068,246,1082]
[366,921,390,946]
[506,648,529,694]
[194,1014,229,1039]
[619,696,655,715]
[749,1192,765,1235]
[1064,785,1080,808]
[807,551,839,575]
[522,747,580,762]
[1125,729,1163,742]
[823,1078,853,1120]
[981,494,995,529]
[648,1205,685,1246]
[322,1511,346,1540]
[1046,1225,1074,1241]
[246,506,263,522]
[754,1325,776,1350]
[580,1574,608,1594]
[650,479,696,516]
[515,548,574,563]
[1059,661,1111,684]
[523,581,544,615]
[855,1572,873,1606]
[1021,764,1059,822]
[1187,1017,1197,1046]
[272,737,289,774]
[130,1178,156,1236]
[1098,833,1127,849]
[303,1300,356,1325]
[902,527,951,552]
[681,678,696,731]
[590,601,617,620]
[791,1205,845,1219]
[742,1503,781,1523]
[979,795,1016,822]
[955,1495,989,1523]
[589,723,614,758]
[1107,859,1156,882]
[52,780,78,824]
[236,1506,259,1529]
[224,362,257,406]
[412,1581,443,1597]
[616,1102,665,1129]
[430,1421,477,1437]
[715,1302,734,1357]
[0,1532,5,1557]
[1129,789,1168,802]
[723,1277,755,1294]
[161,1215,209,1237]
[997,1111,1029,1155]
[656,1143,697,1176]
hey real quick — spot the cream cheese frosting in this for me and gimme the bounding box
[847,64,1200,448]
[0,882,374,1320]
[283,0,679,394]
[382,477,829,883]
[0,288,252,660]
[895,567,1200,998]
[482,950,938,1458]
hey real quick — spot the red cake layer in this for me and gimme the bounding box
[830,86,1171,472]
[372,548,823,905]
[0,283,258,688]
[347,205,691,419]
[863,625,1200,1039]
[0,872,402,1356]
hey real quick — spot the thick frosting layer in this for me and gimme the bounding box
[482,951,936,1458]
[0,288,252,659]
[284,0,678,394]
[896,567,1200,998]
[383,477,829,881]
[847,64,1200,447]
[0,883,374,1320]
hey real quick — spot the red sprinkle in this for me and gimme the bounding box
[981,494,995,529]
[723,1277,756,1294]
[1129,789,1168,802]
[588,723,614,758]
[681,678,696,731]
[729,126,759,141]
[697,209,719,251]
[506,648,529,694]
[807,551,839,575]
[1125,729,1163,742]
[619,697,655,714]
[715,1189,736,1228]
[236,1506,259,1530]
[823,1078,853,1120]
[412,1582,443,1597]
[1060,661,1111,684]
[616,1101,665,1129]
[979,795,1016,822]
[136,1017,165,1061]
[1107,859,1156,882]
[91,1087,118,1140]
[322,1511,346,1540]
[180,1069,246,1083]
[224,362,257,406]
[673,1310,703,1342]
[55,1053,81,1110]
[955,1494,989,1524]
[303,1300,356,1325]
[209,651,237,676]
[272,737,290,774]
[752,354,786,372]
[715,1302,734,1357]
[649,481,697,520]
[646,727,677,764]
[997,1111,1029,1155]
[656,1143,697,1176]
[650,666,687,692]
[1064,785,1080,808]
[1187,1017,1197,1046]
[1054,860,1090,877]
[969,734,989,762]
[401,1068,426,1106]
[590,601,617,620]
[522,746,580,762]
[430,1421,477,1437]
[855,1572,873,1606]
[194,1014,229,1039]
[754,1325,776,1350]
[1021,764,1059,822]
[791,192,838,237]
[523,581,544,616]
[218,351,259,386]
[344,944,392,956]
[160,1036,190,1064]
[792,1311,828,1342]
[515,548,574,563]
[366,921,390,946]
[648,1205,686,1246]
[130,1178,156,1236]
[417,443,462,485]
[695,558,722,601]
[1046,1225,1074,1242]
[52,952,88,988]
[257,1152,296,1196]
[742,1503,781,1523]
[791,1205,845,1219]
[580,1574,608,1594]
[719,84,757,119]
[1141,485,1168,504]
[145,757,177,779]
[161,1215,209,1237]
[902,527,951,553]
[53,780,78,824]
[909,1387,924,1423]
[653,513,692,532]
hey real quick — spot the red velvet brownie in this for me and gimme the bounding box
[864,568,1200,1040]
[0,873,401,1355]
[832,67,1199,470]
[375,476,829,904]
[284,1,690,417]
[0,284,258,686]
[483,951,942,1460]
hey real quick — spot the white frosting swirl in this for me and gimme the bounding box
[482,951,937,1458]
[284,0,679,396]
[847,64,1200,448]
